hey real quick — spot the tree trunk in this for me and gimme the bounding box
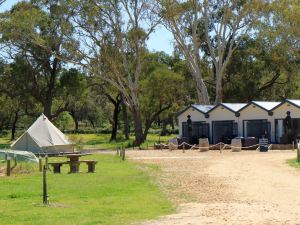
[143,123,152,142]
[161,120,167,136]
[43,99,52,119]
[132,107,144,146]
[214,70,223,104]
[170,117,175,130]
[194,71,210,104]
[89,118,95,128]
[74,118,79,131]
[110,102,121,142]
[69,110,79,131]
[11,112,19,141]
[122,99,130,140]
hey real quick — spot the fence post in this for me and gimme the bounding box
[39,157,43,172]
[296,140,300,163]
[6,158,11,176]
[293,141,295,151]
[13,154,17,167]
[43,165,49,204]
[45,155,49,170]
[182,143,185,153]
[297,147,300,163]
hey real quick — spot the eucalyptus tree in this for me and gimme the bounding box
[140,64,185,140]
[158,0,262,104]
[0,59,38,140]
[0,1,76,119]
[68,0,161,145]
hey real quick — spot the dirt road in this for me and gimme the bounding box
[127,150,300,225]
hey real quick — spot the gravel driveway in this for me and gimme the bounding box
[127,150,300,225]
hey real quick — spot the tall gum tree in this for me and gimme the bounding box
[0,1,75,119]
[158,0,262,104]
[68,0,161,145]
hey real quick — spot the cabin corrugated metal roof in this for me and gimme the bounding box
[192,104,214,113]
[286,99,300,107]
[221,103,247,112]
[252,101,281,111]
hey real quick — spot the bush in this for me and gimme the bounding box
[12,162,38,174]
[0,130,9,136]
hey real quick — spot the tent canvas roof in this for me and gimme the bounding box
[11,114,72,148]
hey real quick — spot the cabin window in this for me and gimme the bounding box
[212,121,236,144]
[243,120,270,140]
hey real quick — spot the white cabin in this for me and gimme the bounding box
[177,99,300,144]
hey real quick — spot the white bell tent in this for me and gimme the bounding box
[11,114,73,154]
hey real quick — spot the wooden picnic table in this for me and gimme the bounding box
[57,153,92,173]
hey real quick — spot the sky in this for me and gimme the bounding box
[0,0,174,55]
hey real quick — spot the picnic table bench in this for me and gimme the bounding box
[49,153,98,174]
[48,162,69,174]
[80,160,98,173]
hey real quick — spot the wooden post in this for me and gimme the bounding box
[6,158,11,176]
[182,143,185,153]
[43,165,48,204]
[13,154,17,167]
[297,147,300,163]
[45,155,49,170]
[122,148,125,161]
[39,158,43,172]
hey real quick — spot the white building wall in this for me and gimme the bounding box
[177,101,300,144]
[208,107,238,142]
[177,107,207,137]
[272,102,300,119]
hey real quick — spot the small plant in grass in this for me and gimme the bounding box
[12,162,38,174]
[287,158,300,169]
[68,135,84,151]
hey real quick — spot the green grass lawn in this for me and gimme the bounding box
[0,154,174,225]
[68,133,175,150]
[0,134,11,149]
[287,158,300,169]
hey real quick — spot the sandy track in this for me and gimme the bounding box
[127,150,300,225]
